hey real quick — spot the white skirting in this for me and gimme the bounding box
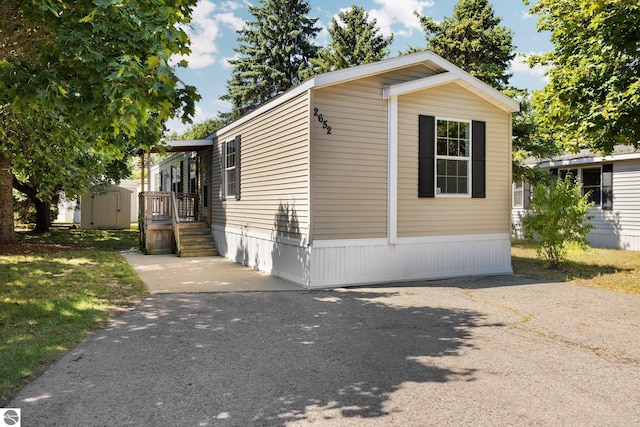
[213,225,512,288]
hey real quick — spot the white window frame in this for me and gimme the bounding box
[434,117,472,197]
[581,167,602,207]
[513,180,524,208]
[556,166,603,207]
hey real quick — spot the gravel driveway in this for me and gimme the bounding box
[8,275,640,426]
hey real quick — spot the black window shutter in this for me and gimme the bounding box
[602,163,613,210]
[234,135,241,200]
[221,140,227,201]
[523,181,532,209]
[418,115,435,198]
[472,120,486,198]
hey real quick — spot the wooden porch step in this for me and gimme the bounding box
[177,222,218,257]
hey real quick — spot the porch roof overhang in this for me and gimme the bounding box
[137,139,213,155]
[160,139,213,152]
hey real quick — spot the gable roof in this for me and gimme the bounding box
[211,51,519,138]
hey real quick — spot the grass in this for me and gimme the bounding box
[512,240,640,294]
[0,229,148,403]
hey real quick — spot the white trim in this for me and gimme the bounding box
[310,238,388,248]
[434,117,472,196]
[395,233,510,245]
[540,152,640,168]
[383,72,459,98]
[211,51,519,139]
[163,139,213,149]
[388,95,399,244]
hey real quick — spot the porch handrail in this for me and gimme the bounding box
[171,191,181,253]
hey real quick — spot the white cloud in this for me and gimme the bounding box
[511,54,550,83]
[522,11,535,20]
[165,104,223,136]
[368,0,434,38]
[172,0,246,69]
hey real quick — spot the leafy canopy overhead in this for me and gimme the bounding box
[221,0,320,121]
[308,5,393,75]
[0,0,200,239]
[526,0,640,154]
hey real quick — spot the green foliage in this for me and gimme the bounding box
[307,6,393,75]
[507,88,561,182]
[179,118,223,140]
[412,0,515,90]
[0,0,201,239]
[221,0,320,121]
[522,175,594,268]
[526,0,640,154]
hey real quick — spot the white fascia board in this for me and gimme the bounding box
[383,72,459,98]
[212,52,445,138]
[383,69,519,114]
[214,80,315,137]
[162,139,213,149]
[425,54,520,113]
[539,152,640,168]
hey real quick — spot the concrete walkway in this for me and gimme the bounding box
[121,250,303,293]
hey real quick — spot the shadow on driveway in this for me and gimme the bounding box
[10,289,500,425]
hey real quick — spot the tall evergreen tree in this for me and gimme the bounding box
[309,6,393,75]
[221,0,320,121]
[413,0,515,90]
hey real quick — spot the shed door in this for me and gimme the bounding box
[91,193,119,229]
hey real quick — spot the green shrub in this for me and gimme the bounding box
[522,175,594,268]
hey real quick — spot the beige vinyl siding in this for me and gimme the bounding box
[311,78,389,240]
[310,66,441,240]
[397,83,512,237]
[212,92,311,239]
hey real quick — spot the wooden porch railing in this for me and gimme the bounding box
[138,191,200,254]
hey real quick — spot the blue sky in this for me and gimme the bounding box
[166,0,552,134]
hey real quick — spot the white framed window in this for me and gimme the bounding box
[581,167,601,206]
[222,136,241,201]
[513,181,524,208]
[435,119,471,195]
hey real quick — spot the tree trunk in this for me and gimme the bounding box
[33,199,51,233]
[0,152,15,244]
[13,176,52,234]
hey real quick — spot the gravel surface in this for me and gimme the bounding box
[8,275,640,426]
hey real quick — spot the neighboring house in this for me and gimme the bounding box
[146,51,520,287]
[512,145,640,251]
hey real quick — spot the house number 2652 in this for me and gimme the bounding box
[313,108,332,134]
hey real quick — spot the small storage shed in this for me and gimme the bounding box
[80,185,132,230]
[203,51,519,288]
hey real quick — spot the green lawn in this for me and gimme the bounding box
[0,229,147,403]
[512,240,640,294]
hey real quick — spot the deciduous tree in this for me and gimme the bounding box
[0,0,199,241]
[525,0,640,154]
